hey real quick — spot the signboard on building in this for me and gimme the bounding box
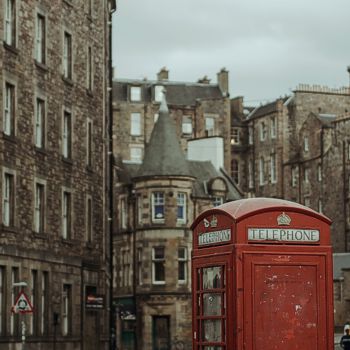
[247,228,320,243]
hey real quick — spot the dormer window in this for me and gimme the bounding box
[212,197,223,207]
[154,85,163,102]
[130,86,141,102]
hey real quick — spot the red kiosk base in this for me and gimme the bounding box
[191,198,334,350]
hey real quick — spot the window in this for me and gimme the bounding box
[86,197,92,242]
[304,168,310,183]
[2,172,14,227]
[130,146,142,163]
[63,31,72,79]
[248,160,254,189]
[130,113,141,136]
[318,199,323,213]
[0,266,5,335]
[182,115,192,135]
[317,164,322,182]
[205,117,215,136]
[260,122,267,141]
[137,248,143,285]
[212,197,223,207]
[35,98,45,148]
[130,86,141,102]
[270,116,277,139]
[41,272,48,335]
[62,284,72,336]
[154,85,163,102]
[231,159,239,184]
[86,119,92,166]
[178,247,187,283]
[259,157,265,185]
[152,192,164,221]
[4,0,15,46]
[137,195,143,225]
[35,13,46,64]
[231,128,240,145]
[30,270,38,335]
[177,193,186,223]
[34,182,45,233]
[10,267,19,335]
[121,249,131,287]
[248,126,253,145]
[62,191,71,239]
[87,46,93,90]
[292,166,298,187]
[120,197,127,230]
[62,111,72,159]
[304,136,309,152]
[152,316,170,350]
[152,247,165,284]
[270,154,277,183]
[4,82,15,136]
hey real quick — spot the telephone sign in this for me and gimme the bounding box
[11,291,34,314]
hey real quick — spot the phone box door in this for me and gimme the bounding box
[243,253,329,350]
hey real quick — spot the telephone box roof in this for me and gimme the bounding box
[191,197,332,229]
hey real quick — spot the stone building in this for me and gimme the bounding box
[0,1,115,349]
[113,95,241,350]
[112,67,231,171]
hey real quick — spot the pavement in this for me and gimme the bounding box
[335,333,343,350]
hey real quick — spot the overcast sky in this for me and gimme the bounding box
[112,0,350,105]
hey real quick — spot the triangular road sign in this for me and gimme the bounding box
[11,291,34,314]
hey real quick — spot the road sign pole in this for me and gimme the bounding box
[21,317,26,350]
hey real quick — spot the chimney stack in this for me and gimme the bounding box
[157,67,169,81]
[217,68,229,96]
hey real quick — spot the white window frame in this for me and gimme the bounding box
[317,164,322,182]
[152,192,165,222]
[62,190,72,239]
[177,192,186,223]
[86,119,92,166]
[212,196,223,207]
[259,157,265,185]
[62,284,71,336]
[270,153,277,184]
[4,82,15,136]
[130,146,142,164]
[205,116,215,136]
[318,199,323,213]
[62,110,72,159]
[2,171,15,227]
[130,86,141,102]
[248,126,253,145]
[231,128,240,145]
[270,116,277,139]
[304,136,309,152]
[182,115,192,135]
[34,181,45,233]
[87,46,93,90]
[63,31,72,79]
[4,0,15,46]
[152,247,165,285]
[120,197,127,230]
[137,248,143,285]
[304,168,310,184]
[292,166,298,187]
[130,112,141,136]
[35,98,45,148]
[248,160,254,189]
[260,122,267,141]
[35,12,46,64]
[178,247,188,284]
[137,195,143,225]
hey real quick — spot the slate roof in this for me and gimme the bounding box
[135,94,193,178]
[247,97,290,120]
[113,79,224,106]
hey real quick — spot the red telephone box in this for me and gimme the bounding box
[191,198,334,350]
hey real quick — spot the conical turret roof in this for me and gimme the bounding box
[136,92,192,178]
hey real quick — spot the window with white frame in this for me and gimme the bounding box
[41,272,48,335]
[231,128,240,144]
[4,0,16,46]
[86,196,92,242]
[259,157,265,185]
[87,46,93,90]
[0,266,4,335]
[137,248,143,285]
[120,197,127,230]
[86,119,92,167]
[182,115,192,135]
[130,147,142,163]
[154,85,163,102]
[304,136,309,152]
[177,193,186,223]
[270,116,277,139]
[63,31,72,79]
[152,192,165,221]
[248,160,254,189]
[231,159,239,184]
[270,153,277,183]
[121,249,130,287]
[62,284,71,336]
[152,247,165,284]
[130,86,141,102]
[248,126,253,145]
[318,199,323,213]
[62,110,72,159]
[35,13,46,64]
[2,172,14,227]
[260,122,267,141]
[130,113,141,136]
[34,182,45,233]
[178,247,187,283]
[292,166,298,187]
[35,98,45,148]
[304,168,310,183]
[137,195,143,225]
[205,116,215,136]
[212,196,223,207]
[4,82,15,136]
[62,191,71,239]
